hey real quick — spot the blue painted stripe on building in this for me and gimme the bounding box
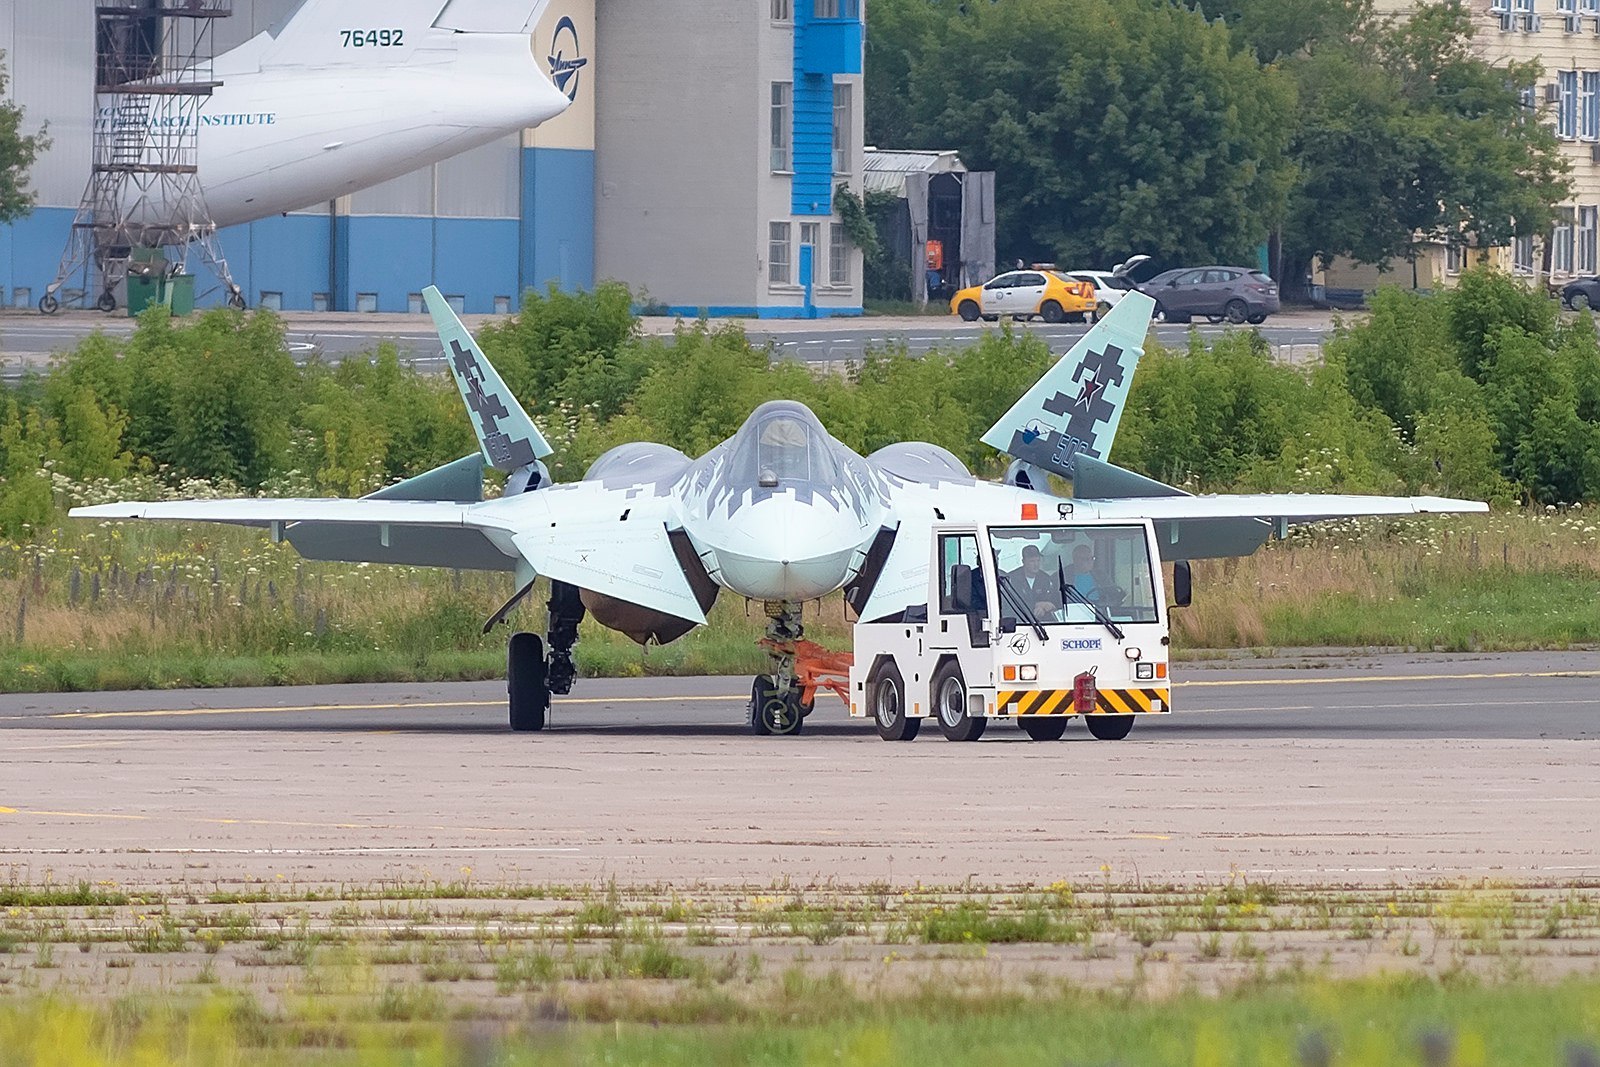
[790,74,835,216]
[656,304,863,320]
[342,216,521,315]
[522,146,596,296]
[0,207,76,308]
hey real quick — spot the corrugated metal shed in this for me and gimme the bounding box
[861,148,966,195]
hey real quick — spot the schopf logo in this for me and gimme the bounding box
[547,16,588,103]
[1060,638,1102,651]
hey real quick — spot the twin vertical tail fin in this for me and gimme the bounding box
[423,286,553,477]
[980,292,1155,482]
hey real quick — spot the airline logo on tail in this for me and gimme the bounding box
[548,17,588,102]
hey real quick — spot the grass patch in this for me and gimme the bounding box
[0,975,1596,1064]
[1,512,1597,693]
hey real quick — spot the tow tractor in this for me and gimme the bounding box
[839,515,1189,742]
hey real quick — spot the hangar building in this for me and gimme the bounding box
[0,0,866,317]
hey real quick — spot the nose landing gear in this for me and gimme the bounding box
[750,602,851,736]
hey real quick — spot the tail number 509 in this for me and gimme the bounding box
[341,29,405,48]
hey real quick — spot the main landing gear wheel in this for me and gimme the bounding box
[932,661,984,742]
[869,660,918,742]
[1086,715,1135,741]
[958,299,981,322]
[507,631,549,732]
[751,675,804,736]
[1020,717,1069,741]
[38,293,59,315]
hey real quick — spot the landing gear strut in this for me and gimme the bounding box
[545,581,585,696]
[751,602,808,736]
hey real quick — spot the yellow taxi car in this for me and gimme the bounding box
[950,268,1099,323]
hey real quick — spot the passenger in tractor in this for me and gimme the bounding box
[1008,545,1061,617]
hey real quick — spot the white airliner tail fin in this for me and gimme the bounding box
[258,0,553,68]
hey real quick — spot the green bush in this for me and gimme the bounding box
[3,267,1599,552]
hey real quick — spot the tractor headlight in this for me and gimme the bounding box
[1136,662,1155,680]
[1019,664,1039,682]
[1124,646,1142,661]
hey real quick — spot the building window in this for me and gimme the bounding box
[1553,213,1576,274]
[830,224,850,286]
[356,292,379,313]
[771,0,791,20]
[770,83,792,172]
[1514,235,1535,275]
[832,83,852,174]
[312,292,330,312]
[494,296,512,315]
[259,291,283,311]
[799,220,821,250]
[1581,207,1598,274]
[1586,0,1599,13]
[1445,244,1465,275]
[408,292,425,314]
[814,0,860,17]
[1559,70,1579,138]
[1583,72,1600,139]
[12,287,30,309]
[769,221,792,285]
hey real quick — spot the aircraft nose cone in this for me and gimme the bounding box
[706,493,871,602]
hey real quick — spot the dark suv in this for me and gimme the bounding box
[1138,266,1280,324]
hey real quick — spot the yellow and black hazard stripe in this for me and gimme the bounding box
[1095,688,1171,715]
[997,688,1172,716]
[998,689,1079,717]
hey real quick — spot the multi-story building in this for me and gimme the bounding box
[0,0,866,316]
[1342,0,1600,291]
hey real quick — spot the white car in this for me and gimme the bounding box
[1066,271,1136,315]
[1064,256,1151,318]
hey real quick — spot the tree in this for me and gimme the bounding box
[869,0,1297,268]
[0,53,50,224]
[1191,0,1371,62]
[1282,2,1569,283]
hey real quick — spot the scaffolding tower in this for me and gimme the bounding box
[40,0,243,315]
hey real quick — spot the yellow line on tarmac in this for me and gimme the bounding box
[0,669,1591,724]
[1180,670,1600,688]
[0,694,749,722]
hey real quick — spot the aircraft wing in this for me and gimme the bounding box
[511,522,707,625]
[72,499,475,528]
[1089,494,1490,523]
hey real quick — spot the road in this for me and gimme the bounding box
[0,309,1339,381]
[1,651,1594,888]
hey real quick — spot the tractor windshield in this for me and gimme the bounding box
[988,525,1159,626]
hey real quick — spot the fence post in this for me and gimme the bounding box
[15,596,25,644]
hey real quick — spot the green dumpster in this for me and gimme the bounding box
[124,271,196,316]
[126,272,163,316]
[166,273,195,315]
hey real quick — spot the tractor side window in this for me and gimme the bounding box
[939,534,984,615]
